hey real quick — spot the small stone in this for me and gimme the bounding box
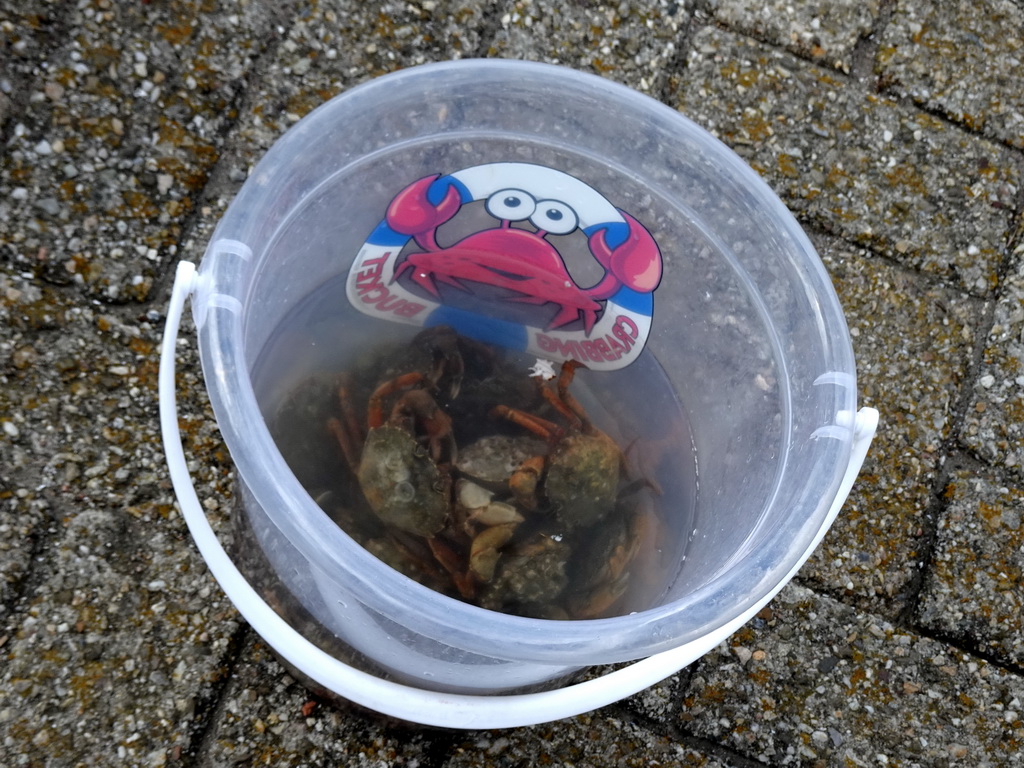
[733,646,752,664]
[33,140,52,155]
[2,421,19,438]
[34,198,61,216]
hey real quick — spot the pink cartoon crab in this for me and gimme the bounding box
[385,170,662,336]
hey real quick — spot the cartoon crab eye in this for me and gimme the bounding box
[531,200,579,235]
[485,189,536,221]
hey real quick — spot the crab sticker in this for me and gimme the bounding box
[346,162,663,371]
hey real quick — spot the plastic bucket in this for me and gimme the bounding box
[159,60,877,728]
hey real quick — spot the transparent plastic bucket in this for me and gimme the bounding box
[159,60,877,728]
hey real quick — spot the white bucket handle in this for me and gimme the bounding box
[159,260,878,729]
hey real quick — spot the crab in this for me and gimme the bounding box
[328,370,456,537]
[566,498,660,619]
[320,332,664,618]
[385,175,662,335]
[327,332,531,597]
[493,359,623,530]
[479,533,572,618]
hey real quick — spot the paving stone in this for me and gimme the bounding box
[0,0,279,303]
[199,637,439,766]
[0,269,242,765]
[0,488,46,624]
[625,669,685,724]
[218,0,495,177]
[917,468,1024,669]
[448,713,739,768]
[487,0,689,93]
[963,248,1024,474]
[671,26,1019,295]
[705,0,880,73]
[4,1,1024,765]
[680,584,1024,766]
[877,0,1024,150]
[802,237,980,611]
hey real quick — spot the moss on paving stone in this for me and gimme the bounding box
[877,0,1024,150]
[917,469,1024,669]
[671,26,1019,296]
[802,236,980,612]
[705,0,880,73]
[681,584,1024,766]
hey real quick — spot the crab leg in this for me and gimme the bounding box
[539,381,582,431]
[555,360,592,431]
[491,405,562,442]
[367,371,431,427]
[427,537,476,599]
[337,375,365,445]
[327,417,362,475]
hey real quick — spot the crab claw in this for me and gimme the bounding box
[386,175,462,247]
[585,211,662,301]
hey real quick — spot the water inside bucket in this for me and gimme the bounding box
[249,272,698,621]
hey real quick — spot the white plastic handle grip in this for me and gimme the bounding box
[159,260,878,729]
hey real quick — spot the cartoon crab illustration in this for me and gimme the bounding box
[384,167,662,336]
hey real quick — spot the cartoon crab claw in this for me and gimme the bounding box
[385,175,462,249]
[585,211,663,301]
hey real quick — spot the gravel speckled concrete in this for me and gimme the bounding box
[488,0,688,92]
[682,584,1024,766]
[804,235,980,613]
[2,1,1024,766]
[917,467,1024,669]
[964,249,1024,475]
[672,26,1018,295]
[877,0,1024,150]
[704,0,880,73]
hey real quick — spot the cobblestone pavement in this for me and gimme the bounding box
[2,1,1023,766]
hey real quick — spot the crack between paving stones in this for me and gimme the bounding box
[0,485,61,642]
[677,732,769,768]
[890,295,1001,627]
[891,97,1024,156]
[182,622,253,768]
[889,169,1024,632]
[909,616,1024,679]
[848,0,897,88]
[800,216,997,302]
[654,9,704,107]
[145,1,302,308]
[474,0,516,56]
[0,7,74,152]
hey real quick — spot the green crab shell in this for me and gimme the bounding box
[545,433,620,530]
[357,425,449,536]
